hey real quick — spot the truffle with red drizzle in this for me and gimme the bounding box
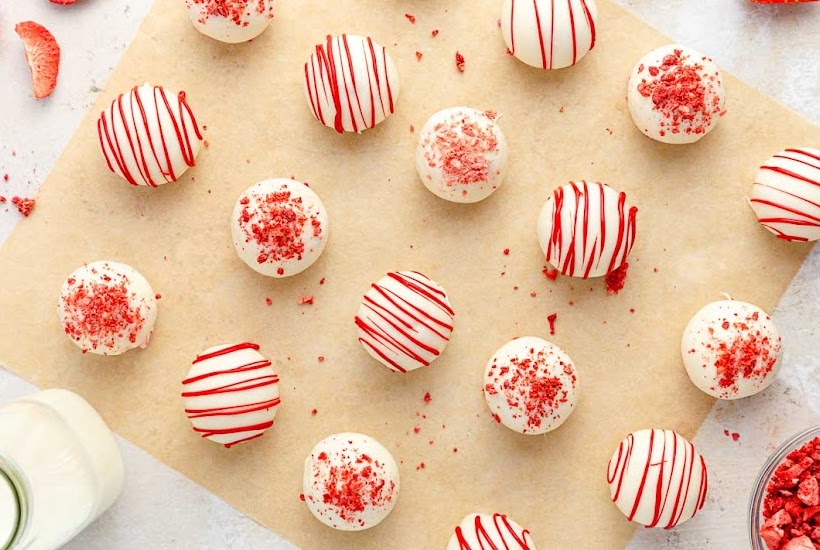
[501,0,598,70]
[484,336,579,435]
[97,83,202,187]
[748,147,820,243]
[231,178,329,277]
[303,34,400,133]
[681,299,782,400]
[181,342,280,448]
[183,0,274,43]
[58,261,158,355]
[627,44,726,144]
[448,512,537,549]
[607,428,708,529]
[302,432,399,531]
[536,181,638,279]
[355,271,455,373]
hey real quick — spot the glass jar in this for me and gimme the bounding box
[0,389,124,550]
[748,424,820,549]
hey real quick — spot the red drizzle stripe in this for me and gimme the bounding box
[454,513,535,549]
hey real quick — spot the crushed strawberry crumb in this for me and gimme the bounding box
[431,29,439,37]
[298,295,314,305]
[605,263,629,294]
[11,196,35,217]
[423,392,432,404]
[455,52,465,72]
[415,51,423,61]
[543,267,558,281]
[547,313,557,335]
[405,13,416,23]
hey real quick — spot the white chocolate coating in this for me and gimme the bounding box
[415,107,508,203]
[681,300,782,400]
[501,0,598,70]
[58,261,157,355]
[231,178,329,278]
[303,432,399,531]
[97,83,202,186]
[607,428,708,528]
[536,181,638,278]
[303,34,400,133]
[483,336,579,435]
[748,147,820,243]
[448,513,537,550]
[184,0,274,44]
[627,44,725,144]
[181,343,280,448]
[355,271,454,373]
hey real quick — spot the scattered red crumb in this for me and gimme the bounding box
[453,447,458,453]
[299,493,305,501]
[311,408,318,415]
[318,355,325,363]
[405,13,416,23]
[629,308,636,314]
[559,106,565,113]
[547,313,557,335]
[298,295,314,305]
[503,248,510,256]
[423,392,432,404]
[203,140,210,148]
[568,301,575,306]
[11,196,35,217]
[432,29,439,37]
[530,291,537,298]
[455,52,465,72]
[413,426,421,434]
[265,298,272,306]
[542,268,558,281]
[416,462,425,470]
[605,263,629,294]
[606,128,613,135]
[415,51,423,61]
[0,197,6,203]
[429,439,434,445]
[319,277,326,285]
[154,293,162,300]
[654,267,659,273]
[492,412,501,424]
[409,125,415,133]
[2,174,8,181]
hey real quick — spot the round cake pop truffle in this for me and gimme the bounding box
[303,432,399,531]
[184,0,274,43]
[231,178,329,278]
[58,261,158,355]
[483,336,579,435]
[501,0,598,70]
[448,513,536,550]
[607,428,708,528]
[748,147,820,243]
[536,181,638,278]
[415,107,508,203]
[181,342,280,448]
[681,299,782,400]
[303,34,400,133]
[355,271,455,373]
[97,83,202,186]
[627,44,726,144]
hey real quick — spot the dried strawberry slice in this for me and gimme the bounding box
[15,21,61,99]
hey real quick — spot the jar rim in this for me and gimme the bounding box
[0,456,28,550]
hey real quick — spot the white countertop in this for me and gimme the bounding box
[0,1,818,548]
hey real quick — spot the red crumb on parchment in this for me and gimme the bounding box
[318,355,325,363]
[416,462,425,470]
[605,263,629,294]
[543,267,558,281]
[265,298,272,306]
[547,313,557,335]
[455,52,465,72]
[503,248,510,256]
[298,295,314,305]
[311,408,318,415]
[405,13,416,23]
[415,51,423,61]
[154,293,162,300]
[432,29,439,37]
[423,392,432,404]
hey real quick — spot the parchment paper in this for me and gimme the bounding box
[0,0,818,547]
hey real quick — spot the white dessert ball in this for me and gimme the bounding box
[536,181,638,278]
[748,147,820,242]
[416,107,508,203]
[184,0,275,43]
[681,300,782,400]
[627,44,726,144]
[448,512,536,549]
[483,336,579,435]
[231,178,329,278]
[97,83,202,186]
[181,342,280,448]
[303,34,400,133]
[501,0,598,69]
[607,428,708,528]
[355,271,455,373]
[58,261,158,355]
[303,432,400,531]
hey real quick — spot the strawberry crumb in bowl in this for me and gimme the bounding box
[750,425,820,549]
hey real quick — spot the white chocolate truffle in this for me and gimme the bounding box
[415,107,508,203]
[355,271,455,373]
[607,428,708,528]
[181,342,280,448]
[231,178,329,278]
[448,513,536,550]
[536,181,637,278]
[627,44,726,144]
[483,336,579,435]
[303,432,399,531]
[303,34,400,133]
[681,300,782,400]
[748,147,820,243]
[58,261,157,355]
[97,83,202,187]
[501,0,598,70]
[184,0,274,43]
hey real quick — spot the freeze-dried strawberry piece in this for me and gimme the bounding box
[783,535,815,550]
[15,21,61,99]
[798,477,819,507]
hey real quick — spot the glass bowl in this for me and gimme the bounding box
[748,424,820,549]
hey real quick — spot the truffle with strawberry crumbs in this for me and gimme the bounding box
[483,336,579,435]
[681,299,782,399]
[15,21,60,99]
[416,107,508,203]
[184,0,275,43]
[231,178,329,277]
[302,432,400,531]
[58,261,158,355]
